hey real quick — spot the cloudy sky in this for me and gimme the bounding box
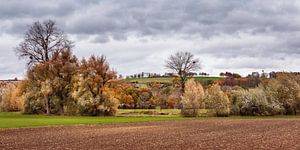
[0,0,300,79]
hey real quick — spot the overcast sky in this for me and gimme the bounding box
[0,0,300,79]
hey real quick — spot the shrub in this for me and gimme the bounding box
[72,76,118,116]
[267,73,300,115]
[23,81,46,114]
[205,84,230,117]
[229,88,248,116]
[167,89,181,109]
[181,79,204,117]
[229,73,300,116]
[230,85,284,116]
[241,86,283,116]
[0,82,25,112]
[75,89,118,116]
[136,88,154,109]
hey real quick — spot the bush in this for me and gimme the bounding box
[72,72,119,116]
[230,86,284,116]
[0,82,24,112]
[204,84,230,117]
[167,89,181,109]
[266,73,300,115]
[229,88,248,116]
[23,81,46,114]
[242,86,284,116]
[181,79,204,117]
[76,91,118,116]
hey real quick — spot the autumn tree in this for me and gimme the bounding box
[24,49,78,115]
[181,79,205,117]
[15,20,73,66]
[24,64,51,114]
[205,84,230,117]
[72,55,118,116]
[106,80,136,109]
[47,49,79,114]
[265,73,300,115]
[165,52,201,93]
[0,82,24,112]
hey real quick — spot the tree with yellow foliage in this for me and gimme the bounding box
[181,79,204,117]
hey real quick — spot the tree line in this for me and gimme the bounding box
[0,19,299,117]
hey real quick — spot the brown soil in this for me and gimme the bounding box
[0,119,300,150]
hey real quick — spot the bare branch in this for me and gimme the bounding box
[15,19,74,67]
[165,51,201,93]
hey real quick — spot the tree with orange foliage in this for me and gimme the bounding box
[72,55,118,116]
[109,81,135,108]
[24,49,78,115]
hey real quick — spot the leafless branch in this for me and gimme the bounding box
[15,19,73,67]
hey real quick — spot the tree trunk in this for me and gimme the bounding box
[181,81,185,94]
[180,76,186,94]
[45,96,50,115]
[59,103,64,115]
[58,92,65,115]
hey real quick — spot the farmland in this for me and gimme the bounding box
[1,1,300,149]
[1,118,300,149]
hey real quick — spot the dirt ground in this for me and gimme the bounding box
[0,119,300,150]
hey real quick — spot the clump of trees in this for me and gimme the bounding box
[21,49,119,116]
[229,73,300,116]
[9,20,119,116]
[115,81,182,109]
[178,72,300,117]
[230,86,284,116]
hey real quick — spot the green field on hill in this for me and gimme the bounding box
[125,76,222,84]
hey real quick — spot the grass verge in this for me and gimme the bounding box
[1,111,299,129]
[0,112,185,129]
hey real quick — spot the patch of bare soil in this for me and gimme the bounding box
[1,119,300,150]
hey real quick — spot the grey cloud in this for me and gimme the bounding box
[89,35,110,43]
[2,0,300,38]
[1,0,300,78]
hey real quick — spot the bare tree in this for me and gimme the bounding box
[15,20,73,66]
[165,52,201,93]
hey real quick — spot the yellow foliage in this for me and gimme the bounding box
[205,84,230,117]
[181,79,205,117]
[0,82,24,112]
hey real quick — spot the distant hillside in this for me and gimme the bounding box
[125,77,222,84]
